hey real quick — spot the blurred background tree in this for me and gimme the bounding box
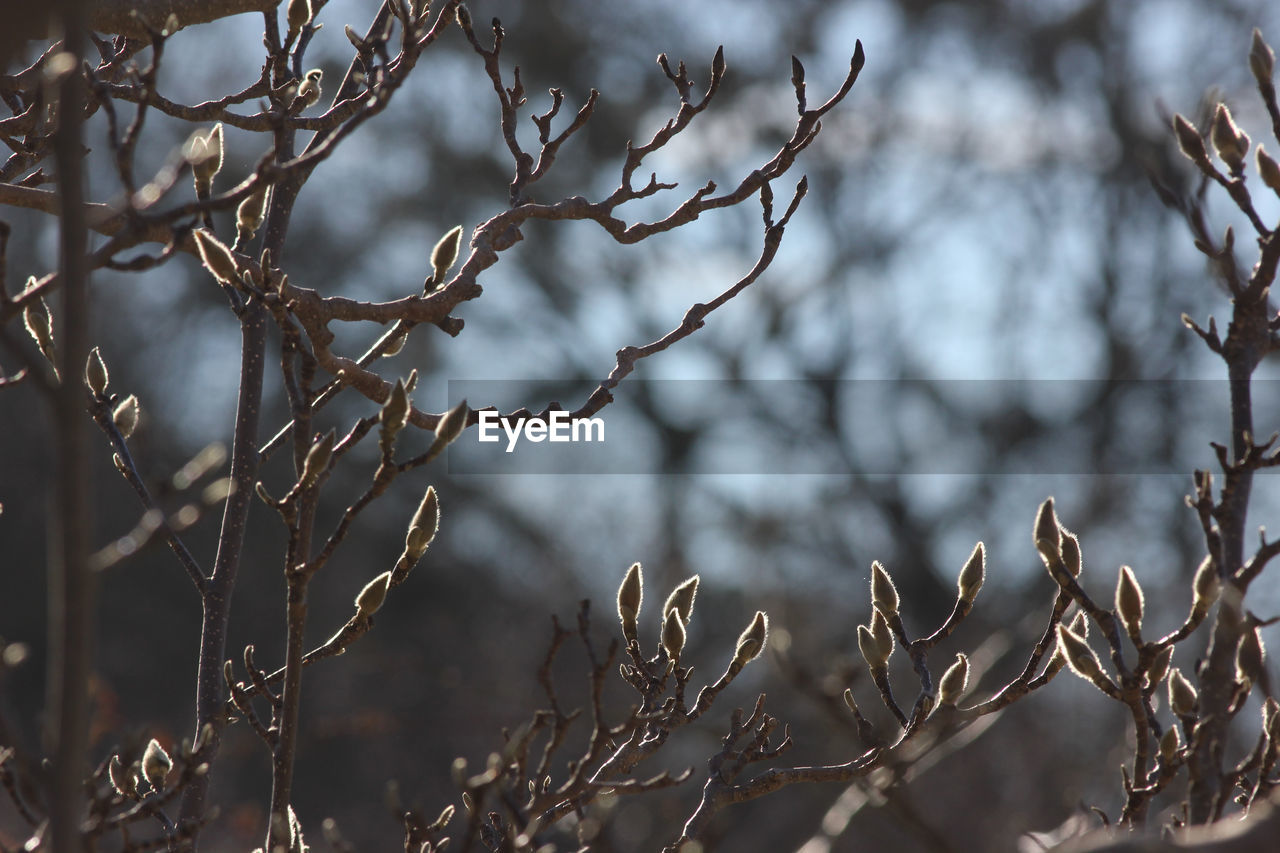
[2,0,1279,850]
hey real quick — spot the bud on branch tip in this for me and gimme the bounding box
[617,562,643,644]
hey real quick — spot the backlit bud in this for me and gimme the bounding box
[661,607,686,662]
[403,486,439,561]
[1060,530,1082,577]
[113,395,140,438]
[870,561,898,616]
[237,184,270,237]
[663,576,700,626]
[287,0,312,34]
[1192,556,1219,616]
[1148,645,1174,688]
[431,225,464,284]
[432,399,468,449]
[1211,104,1248,172]
[617,562,643,644]
[1159,726,1180,762]
[1173,114,1210,168]
[22,295,56,368]
[300,429,335,488]
[1056,623,1104,684]
[1263,697,1280,740]
[1116,565,1144,637]
[1236,627,1265,683]
[85,347,109,396]
[142,739,172,790]
[842,688,859,714]
[1168,667,1198,717]
[871,608,895,662]
[108,754,138,799]
[188,124,223,194]
[1251,29,1275,84]
[1034,498,1061,565]
[193,229,240,283]
[380,378,410,443]
[732,611,769,667]
[355,571,392,617]
[957,542,985,604]
[937,653,969,706]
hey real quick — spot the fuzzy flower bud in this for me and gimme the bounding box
[870,561,899,617]
[1191,556,1219,617]
[287,0,312,35]
[732,611,769,667]
[1056,623,1105,685]
[85,347,109,396]
[193,229,240,284]
[1236,626,1266,684]
[1147,644,1174,688]
[1033,497,1062,567]
[1159,726,1180,762]
[300,429,335,488]
[1251,29,1275,85]
[113,395,140,438]
[22,295,56,368]
[188,124,223,194]
[661,607,686,663]
[1173,114,1211,169]
[108,754,138,799]
[663,576,700,626]
[1211,104,1249,173]
[1060,530,1082,578]
[617,562,643,645]
[142,739,172,790]
[403,486,439,562]
[431,225,464,284]
[1116,565,1145,638]
[937,653,969,706]
[237,184,270,238]
[355,571,392,617]
[432,399,468,450]
[957,542,985,604]
[1168,667,1198,717]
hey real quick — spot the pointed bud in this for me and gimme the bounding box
[345,24,363,49]
[1159,726,1180,762]
[857,625,883,670]
[382,332,407,357]
[871,607,895,662]
[1251,29,1275,84]
[842,688,859,714]
[1060,530,1082,577]
[431,225,464,283]
[380,379,410,441]
[937,653,969,706]
[957,542,985,604]
[1173,114,1210,167]
[732,611,769,667]
[1192,556,1219,617]
[1033,498,1061,566]
[1257,146,1280,193]
[1168,667,1198,717]
[617,562,643,644]
[432,399,468,449]
[870,561,899,617]
[403,486,439,561]
[1056,623,1105,684]
[108,754,138,799]
[237,184,270,237]
[1148,644,1174,688]
[1116,565,1144,637]
[300,429,335,488]
[142,739,172,790]
[1236,626,1265,683]
[663,576,700,626]
[22,296,57,367]
[85,347,109,396]
[193,229,240,284]
[355,571,392,617]
[661,606,686,663]
[287,0,313,34]
[1211,104,1248,172]
[113,395,140,438]
[162,13,180,35]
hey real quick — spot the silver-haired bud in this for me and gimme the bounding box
[355,571,392,617]
[431,225,464,284]
[1251,29,1275,85]
[870,561,899,617]
[1116,565,1144,638]
[1211,104,1249,173]
[300,429,335,488]
[661,607,686,663]
[141,739,172,790]
[663,575,700,626]
[937,653,969,706]
[1056,623,1104,684]
[113,395,140,438]
[1168,667,1198,717]
[85,347,109,396]
[617,562,643,644]
[1033,498,1061,567]
[732,611,769,667]
[957,542,985,604]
